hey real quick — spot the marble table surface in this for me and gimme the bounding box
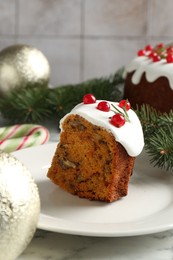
[1,119,173,260]
[18,229,173,260]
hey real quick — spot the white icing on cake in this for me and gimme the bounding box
[124,56,173,89]
[60,101,144,157]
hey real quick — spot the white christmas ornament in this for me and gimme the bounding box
[0,151,40,260]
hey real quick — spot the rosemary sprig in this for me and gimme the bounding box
[111,103,130,122]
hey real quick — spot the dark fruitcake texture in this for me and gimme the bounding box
[47,114,135,202]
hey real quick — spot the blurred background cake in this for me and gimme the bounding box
[124,43,173,113]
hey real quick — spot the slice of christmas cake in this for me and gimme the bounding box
[47,94,144,202]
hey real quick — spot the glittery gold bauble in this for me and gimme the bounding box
[0,151,40,260]
[0,44,50,96]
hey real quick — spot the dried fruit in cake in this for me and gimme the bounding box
[47,95,144,202]
[124,43,173,113]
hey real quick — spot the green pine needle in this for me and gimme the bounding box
[0,86,51,123]
[146,127,173,171]
[136,105,173,171]
[1,68,173,172]
[0,68,124,124]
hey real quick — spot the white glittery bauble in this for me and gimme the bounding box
[0,44,50,95]
[0,151,40,260]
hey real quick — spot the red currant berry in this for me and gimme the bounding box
[157,43,164,49]
[152,54,161,62]
[148,51,157,59]
[166,53,173,63]
[83,94,96,104]
[110,114,125,128]
[167,46,173,53]
[137,49,145,56]
[118,100,131,111]
[148,51,160,62]
[97,101,110,112]
[145,44,153,51]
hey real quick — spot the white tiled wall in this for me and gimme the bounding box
[0,0,173,87]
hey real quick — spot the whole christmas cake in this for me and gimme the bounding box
[47,94,144,202]
[124,43,173,113]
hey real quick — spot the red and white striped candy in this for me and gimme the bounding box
[0,124,50,153]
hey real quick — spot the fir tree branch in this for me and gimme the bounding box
[136,105,173,171]
[0,86,51,123]
[1,67,173,171]
[146,126,173,171]
[0,68,124,124]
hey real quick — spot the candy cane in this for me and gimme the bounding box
[0,124,50,153]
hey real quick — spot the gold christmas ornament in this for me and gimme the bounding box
[0,44,50,96]
[0,151,40,260]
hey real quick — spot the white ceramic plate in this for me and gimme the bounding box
[12,143,173,237]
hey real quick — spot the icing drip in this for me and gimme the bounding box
[60,101,144,157]
[124,56,173,89]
